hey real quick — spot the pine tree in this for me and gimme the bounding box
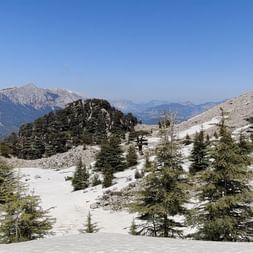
[72,159,89,191]
[0,166,55,243]
[183,134,192,145]
[102,166,114,188]
[95,136,126,173]
[0,142,11,158]
[0,160,16,204]
[130,112,188,238]
[96,136,126,188]
[126,145,138,167]
[80,212,99,233]
[193,110,253,241]
[0,194,55,243]
[129,219,138,235]
[238,133,252,156]
[189,130,209,174]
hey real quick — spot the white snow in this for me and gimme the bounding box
[181,144,193,172]
[177,117,220,139]
[147,136,161,149]
[18,166,137,236]
[232,124,251,135]
[6,121,253,252]
[0,233,252,253]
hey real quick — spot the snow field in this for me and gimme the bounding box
[0,233,252,253]
[19,166,138,236]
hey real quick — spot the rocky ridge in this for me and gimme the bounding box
[176,90,253,136]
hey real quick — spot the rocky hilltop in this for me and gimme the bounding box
[0,83,82,137]
[5,99,137,159]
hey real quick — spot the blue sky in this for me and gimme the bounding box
[0,0,253,103]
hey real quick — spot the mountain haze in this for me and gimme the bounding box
[111,100,221,124]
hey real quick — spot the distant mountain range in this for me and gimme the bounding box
[0,84,82,137]
[111,99,222,124]
[0,83,222,138]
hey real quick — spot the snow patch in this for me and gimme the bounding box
[178,117,220,139]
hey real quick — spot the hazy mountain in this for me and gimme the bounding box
[111,99,221,124]
[0,84,82,137]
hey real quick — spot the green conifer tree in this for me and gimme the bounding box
[126,145,138,167]
[0,194,55,243]
[0,165,55,243]
[189,130,209,174]
[102,166,114,188]
[193,110,253,241]
[72,159,89,191]
[0,160,16,204]
[238,133,252,156]
[95,136,126,173]
[129,219,138,235]
[80,211,99,233]
[183,134,192,145]
[130,112,188,238]
[0,142,11,158]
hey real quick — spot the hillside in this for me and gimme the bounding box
[177,90,253,136]
[5,99,137,159]
[0,84,82,137]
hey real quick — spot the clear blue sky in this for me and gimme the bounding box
[0,0,253,103]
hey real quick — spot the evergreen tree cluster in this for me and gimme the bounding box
[130,113,188,237]
[95,136,126,188]
[4,99,137,159]
[95,135,140,188]
[130,110,253,242]
[193,114,253,241]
